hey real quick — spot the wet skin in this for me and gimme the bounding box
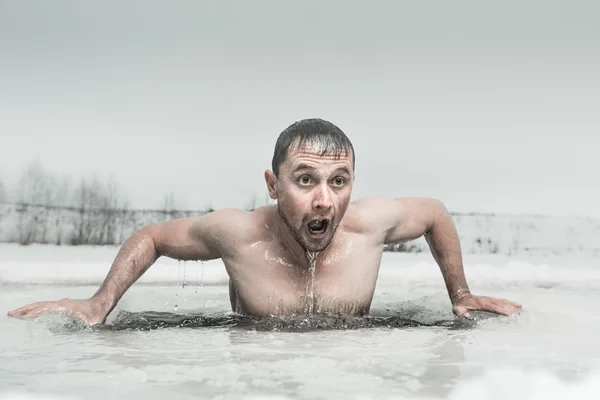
[7,145,522,324]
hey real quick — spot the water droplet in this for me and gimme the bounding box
[200,260,205,287]
[305,251,319,315]
[178,260,181,284]
[182,261,187,288]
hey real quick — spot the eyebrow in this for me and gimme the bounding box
[292,164,351,175]
[331,166,351,176]
[292,163,316,173]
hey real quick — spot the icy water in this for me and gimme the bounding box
[1,244,600,399]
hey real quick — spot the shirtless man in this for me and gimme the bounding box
[8,118,522,325]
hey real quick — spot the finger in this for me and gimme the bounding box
[489,300,521,316]
[8,302,48,316]
[479,297,523,314]
[509,300,523,309]
[452,305,472,319]
[497,299,523,313]
[488,297,522,309]
[8,302,62,318]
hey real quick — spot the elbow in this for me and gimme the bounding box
[432,198,450,216]
[131,223,161,257]
[135,223,159,238]
[425,198,451,233]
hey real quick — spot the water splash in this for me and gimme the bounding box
[96,310,473,332]
[323,239,354,265]
[174,260,181,311]
[195,261,199,295]
[264,242,294,267]
[305,251,319,315]
[200,260,204,287]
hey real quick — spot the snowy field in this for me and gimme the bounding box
[1,244,600,399]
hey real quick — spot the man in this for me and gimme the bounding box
[8,118,522,325]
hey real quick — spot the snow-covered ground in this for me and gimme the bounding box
[2,245,600,400]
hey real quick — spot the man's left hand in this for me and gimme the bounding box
[452,294,522,318]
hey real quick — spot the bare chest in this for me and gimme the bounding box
[225,237,383,316]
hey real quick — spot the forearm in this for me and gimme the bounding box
[91,228,160,316]
[424,205,470,303]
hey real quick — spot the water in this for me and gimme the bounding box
[181,261,188,289]
[1,244,600,399]
[305,251,318,315]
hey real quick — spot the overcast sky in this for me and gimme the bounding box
[1,0,599,217]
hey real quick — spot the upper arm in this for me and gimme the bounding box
[141,208,249,261]
[357,197,446,245]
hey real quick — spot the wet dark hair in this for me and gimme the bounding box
[271,118,355,177]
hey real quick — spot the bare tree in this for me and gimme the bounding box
[70,175,129,245]
[50,175,72,245]
[97,175,127,245]
[15,158,54,245]
[117,197,133,244]
[71,177,88,245]
[161,192,178,221]
[38,172,59,244]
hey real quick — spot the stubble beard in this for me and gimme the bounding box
[277,204,335,253]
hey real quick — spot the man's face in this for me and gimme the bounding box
[267,144,354,252]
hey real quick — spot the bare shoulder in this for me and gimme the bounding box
[143,207,270,262]
[342,197,404,234]
[190,206,268,244]
[342,196,446,243]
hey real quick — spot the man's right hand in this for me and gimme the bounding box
[7,297,108,326]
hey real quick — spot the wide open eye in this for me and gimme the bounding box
[333,177,345,186]
[298,175,311,185]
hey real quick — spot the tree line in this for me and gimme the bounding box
[0,159,217,246]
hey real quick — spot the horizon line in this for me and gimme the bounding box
[0,201,596,221]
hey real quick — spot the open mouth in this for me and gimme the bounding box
[307,219,329,236]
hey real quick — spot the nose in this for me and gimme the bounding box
[312,184,333,210]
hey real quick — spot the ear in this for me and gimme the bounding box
[264,170,278,200]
